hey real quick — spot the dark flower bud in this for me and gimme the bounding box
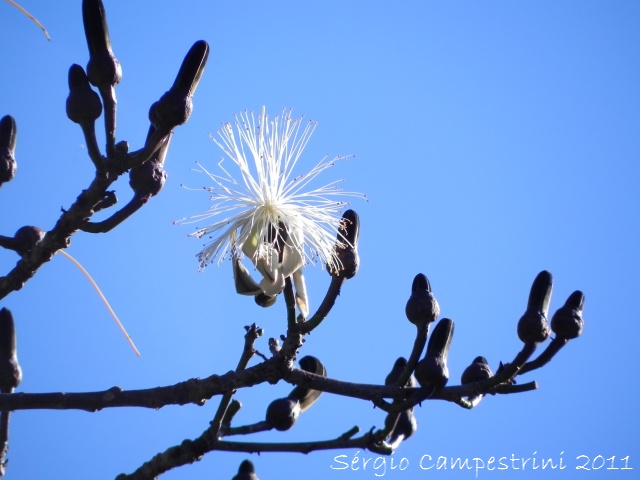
[129,126,171,199]
[265,397,301,431]
[254,293,277,308]
[461,356,493,385]
[129,125,170,198]
[0,308,22,393]
[405,273,440,326]
[288,356,326,412]
[13,226,45,257]
[330,209,360,279]
[0,115,17,186]
[415,318,454,389]
[82,0,122,89]
[386,409,418,445]
[551,290,584,340]
[66,64,102,125]
[384,357,418,448]
[517,271,552,343]
[384,357,415,388]
[129,160,167,199]
[232,459,259,480]
[149,41,209,130]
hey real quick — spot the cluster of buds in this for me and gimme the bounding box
[375,269,586,451]
[69,0,209,233]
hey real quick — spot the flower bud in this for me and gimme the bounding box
[328,209,360,279]
[232,460,260,480]
[551,290,584,340]
[383,357,418,447]
[405,273,440,327]
[386,409,418,444]
[265,397,301,431]
[0,308,22,393]
[415,318,454,389]
[66,64,103,125]
[149,41,209,130]
[384,357,415,388]
[82,0,122,89]
[517,271,552,343]
[288,356,326,412]
[129,160,167,199]
[461,356,493,385]
[0,115,17,186]
[254,293,277,308]
[13,226,45,257]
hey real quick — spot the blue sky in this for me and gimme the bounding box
[1,1,639,479]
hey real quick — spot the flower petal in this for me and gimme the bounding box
[232,257,262,296]
[292,269,309,318]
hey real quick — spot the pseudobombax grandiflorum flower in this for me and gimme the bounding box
[177,106,363,315]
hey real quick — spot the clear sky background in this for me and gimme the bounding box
[1,1,639,479]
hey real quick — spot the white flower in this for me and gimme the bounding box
[178,107,363,310]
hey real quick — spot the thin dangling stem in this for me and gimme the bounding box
[58,250,140,357]
[6,0,51,40]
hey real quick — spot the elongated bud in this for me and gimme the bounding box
[0,115,17,186]
[265,397,300,431]
[66,64,102,125]
[517,271,552,343]
[0,308,22,393]
[232,459,260,480]
[330,209,360,279]
[415,318,454,389]
[13,226,45,257]
[461,356,493,385]
[288,356,326,412]
[82,0,122,89]
[149,41,209,130]
[405,273,440,327]
[551,290,584,340]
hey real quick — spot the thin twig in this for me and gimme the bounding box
[6,0,50,40]
[57,250,140,356]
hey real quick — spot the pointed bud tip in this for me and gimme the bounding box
[0,115,18,185]
[411,273,431,293]
[566,290,585,311]
[238,460,255,474]
[173,40,210,96]
[384,357,408,386]
[528,270,553,314]
[339,209,360,245]
[551,290,585,340]
[461,356,493,384]
[405,274,439,326]
[0,115,17,153]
